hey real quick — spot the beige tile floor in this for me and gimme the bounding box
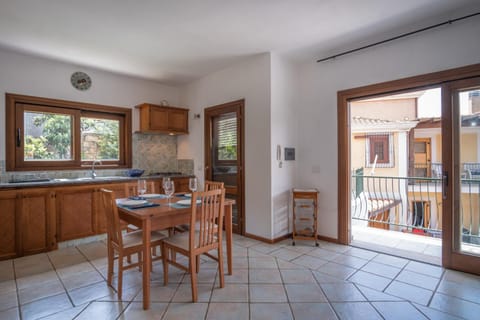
[1,234,480,319]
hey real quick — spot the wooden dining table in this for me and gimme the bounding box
[116,195,234,310]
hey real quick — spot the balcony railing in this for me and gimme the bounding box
[351,171,480,245]
[413,162,442,178]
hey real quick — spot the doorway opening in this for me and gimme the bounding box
[204,100,245,235]
[338,64,480,274]
[349,88,443,264]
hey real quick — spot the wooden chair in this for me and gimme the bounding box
[204,180,224,191]
[123,181,155,236]
[100,188,166,299]
[161,188,225,302]
[175,181,225,234]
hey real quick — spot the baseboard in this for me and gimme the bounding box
[244,233,276,244]
[243,232,338,245]
[318,234,338,243]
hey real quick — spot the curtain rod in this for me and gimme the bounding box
[316,11,480,63]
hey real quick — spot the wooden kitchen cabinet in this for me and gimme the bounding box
[56,185,96,241]
[0,176,193,260]
[18,188,56,255]
[136,103,189,134]
[0,190,17,259]
[0,188,55,259]
[171,177,190,193]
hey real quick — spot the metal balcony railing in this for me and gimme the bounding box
[351,171,480,245]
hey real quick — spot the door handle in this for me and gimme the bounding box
[16,128,21,147]
[442,172,448,200]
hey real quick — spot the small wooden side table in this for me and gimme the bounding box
[292,188,319,246]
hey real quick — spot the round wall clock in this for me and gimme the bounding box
[70,71,92,91]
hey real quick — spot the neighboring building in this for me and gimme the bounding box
[350,91,480,244]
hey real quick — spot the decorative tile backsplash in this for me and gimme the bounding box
[177,159,194,175]
[132,133,178,174]
[0,133,194,183]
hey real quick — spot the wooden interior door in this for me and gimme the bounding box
[204,100,245,234]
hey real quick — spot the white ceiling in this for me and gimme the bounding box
[1,0,479,85]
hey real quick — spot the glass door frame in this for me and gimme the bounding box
[204,99,245,235]
[441,77,480,274]
[337,63,480,274]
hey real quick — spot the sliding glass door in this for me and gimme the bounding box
[442,77,480,274]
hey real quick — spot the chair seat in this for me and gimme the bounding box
[123,230,167,248]
[174,222,218,233]
[163,232,218,251]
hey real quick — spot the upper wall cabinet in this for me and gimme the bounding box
[136,103,189,135]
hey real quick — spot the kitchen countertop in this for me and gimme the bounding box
[0,173,194,189]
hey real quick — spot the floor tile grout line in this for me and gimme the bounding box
[409,300,446,320]
[36,252,73,310]
[13,249,97,319]
[310,263,353,319]
[368,301,387,320]
[11,259,23,320]
[278,265,297,319]
[247,247,252,319]
[5,236,480,320]
[427,268,446,307]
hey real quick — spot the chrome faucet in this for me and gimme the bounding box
[91,160,102,179]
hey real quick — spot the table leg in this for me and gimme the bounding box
[225,203,233,275]
[142,219,151,310]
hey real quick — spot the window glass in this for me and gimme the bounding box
[368,134,389,163]
[81,117,120,161]
[365,133,394,168]
[24,111,72,160]
[215,113,237,161]
[373,141,385,161]
[6,94,132,171]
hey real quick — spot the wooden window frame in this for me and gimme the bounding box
[367,134,390,164]
[6,93,132,171]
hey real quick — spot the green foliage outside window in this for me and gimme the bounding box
[25,113,71,160]
[218,145,237,161]
[24,112,120,161]
[81,118,119,160]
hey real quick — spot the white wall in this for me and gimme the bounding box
[178,53,272,239]
[271,53,298,238]
[296,17,480,239]
[0,47,180,163]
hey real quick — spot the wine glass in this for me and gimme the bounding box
[137,179,147,197]
[164,179,175,205]
[162,177,171,191]
[189,177,197,194]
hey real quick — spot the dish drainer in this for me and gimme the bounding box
[292,188,319,246]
